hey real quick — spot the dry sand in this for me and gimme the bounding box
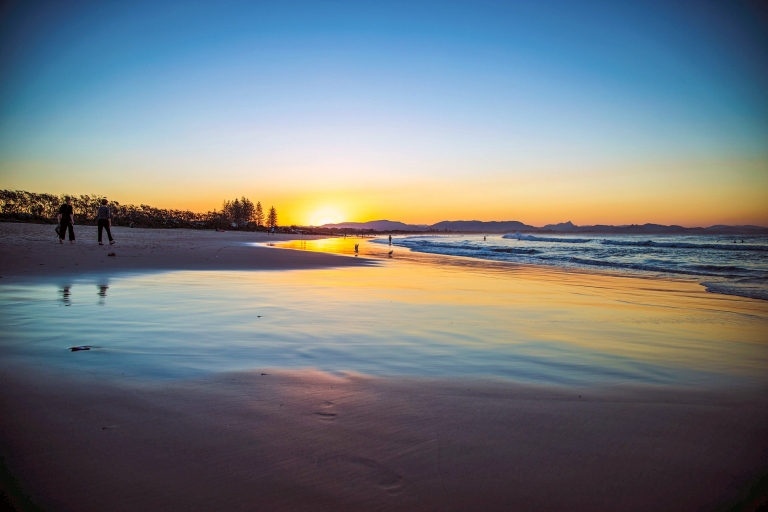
[1,222,767,511]
[0,222,370,281]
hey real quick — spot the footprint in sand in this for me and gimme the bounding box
[348,456,405,495]
[313,401,337,421]
[377,473,405,494]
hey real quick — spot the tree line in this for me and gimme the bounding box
[221,198,278,228]
[0,190,279,230]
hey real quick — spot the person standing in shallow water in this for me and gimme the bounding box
[58,197,75,244]
[97,198,115,245]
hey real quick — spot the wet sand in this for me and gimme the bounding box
[1,222,768,511]
[1,368,767,512]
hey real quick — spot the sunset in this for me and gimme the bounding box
[1,1,767,511]
[2,1,767,226]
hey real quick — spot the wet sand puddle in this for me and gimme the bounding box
[1,255,767,387]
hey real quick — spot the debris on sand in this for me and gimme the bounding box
[108,253,116,257]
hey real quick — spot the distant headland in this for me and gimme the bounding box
[321,219,768,235]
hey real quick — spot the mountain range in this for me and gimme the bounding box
[320,220,768,235]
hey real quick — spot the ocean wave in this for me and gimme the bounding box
[701,281,768,301]
[689,264,761,274]
[600,239,768,251]
[502,232,592,243]
[394,239,540,256]
[397,241,484,251]
[564,257,739,278]
[375,234,767,300]
[490,247,539,255]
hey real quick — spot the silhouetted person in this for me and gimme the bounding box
[97,198,115,245]
[58,197,75,244]
[389,235,392,245]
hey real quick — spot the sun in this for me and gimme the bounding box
[308,207,344,227]
[313,216,339,226]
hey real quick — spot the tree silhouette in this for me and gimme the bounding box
[222,196,257,226]
[0,189,281,231]
[240,197,255,224]
[254,201,264,227]
[267,206,278,229]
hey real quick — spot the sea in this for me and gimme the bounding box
[375,233,768,300]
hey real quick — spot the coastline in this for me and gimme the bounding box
[1,222,768,510]
[2,222,764,306]
[277,234,768,303]
[0,222,372,283]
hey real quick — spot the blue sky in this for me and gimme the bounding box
[1,0,766,225]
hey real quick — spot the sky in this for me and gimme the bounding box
[1,0,767,227]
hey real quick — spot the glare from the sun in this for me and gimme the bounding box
[309,208,343,226]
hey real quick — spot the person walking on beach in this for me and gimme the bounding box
[389,235,392,245]
[97,198,115,245]
[58,196,75,244]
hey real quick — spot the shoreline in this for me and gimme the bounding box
[0,222,373,283]
[2,221,765,305]
[277,235,768,304]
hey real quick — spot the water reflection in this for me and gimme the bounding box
[97,284,109,305]
[275,237,517,269]
[2,265,767,386]
[278,237,390,258]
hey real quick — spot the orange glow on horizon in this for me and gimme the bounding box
[2,157,766,228]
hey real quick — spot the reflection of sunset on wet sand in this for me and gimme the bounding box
[276,237,768,383]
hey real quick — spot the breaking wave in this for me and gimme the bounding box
[380,233,768,300]
[502,232,592,243]
[599,239,768,251]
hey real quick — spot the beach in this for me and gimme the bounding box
[1,222,768,511]
[0,223,370,281]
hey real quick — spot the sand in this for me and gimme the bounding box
[0,222,370,281]
[1,222,767,511]
[2,368,767,512]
